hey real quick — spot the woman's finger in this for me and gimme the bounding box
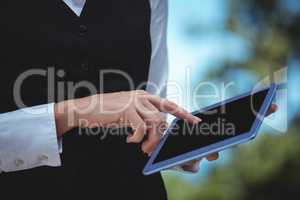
[146,95,201,124]
[266,104,278,116]
[140,101,166,154]
[126,111,147,143]
[181,159,202,173]
[206,153,219,161]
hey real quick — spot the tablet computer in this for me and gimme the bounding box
[143,84,278,175]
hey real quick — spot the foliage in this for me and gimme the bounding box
[205,0,300,80]
[164,123,300,200]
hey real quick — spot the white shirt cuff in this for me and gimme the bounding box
[0,103,61,172]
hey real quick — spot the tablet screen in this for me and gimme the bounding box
[153,89,269,164]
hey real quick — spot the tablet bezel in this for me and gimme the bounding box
[143,84,278,175]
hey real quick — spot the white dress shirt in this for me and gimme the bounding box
[0,0,168,173]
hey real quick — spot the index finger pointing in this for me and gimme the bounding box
[147,95,201,124]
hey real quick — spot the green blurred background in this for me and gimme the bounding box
[164,0,300,199]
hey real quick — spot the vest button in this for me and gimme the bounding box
[81,60,89,71]
[79,24,87,36]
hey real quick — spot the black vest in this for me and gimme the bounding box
[0,1,167,199]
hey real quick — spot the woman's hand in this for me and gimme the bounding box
[54,90,201,154]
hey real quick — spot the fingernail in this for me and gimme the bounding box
[126,136,132,143]
[142,149,151,157]
[193,117,202,123]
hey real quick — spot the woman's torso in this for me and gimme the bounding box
[0,0,167,199]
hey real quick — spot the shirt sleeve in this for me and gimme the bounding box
[147,0,169,98]
[0,103,61,173]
